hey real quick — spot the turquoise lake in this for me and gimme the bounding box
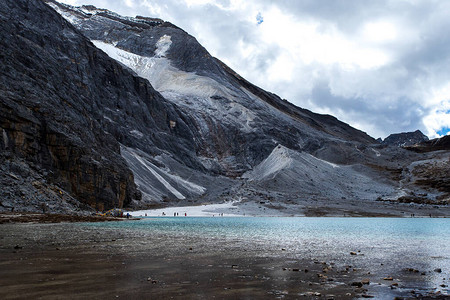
[82,217,450,297]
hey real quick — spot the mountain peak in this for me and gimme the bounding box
[382,130,429,147]
[1,0,448,215]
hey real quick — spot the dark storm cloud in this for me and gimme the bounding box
[310,81,427,138]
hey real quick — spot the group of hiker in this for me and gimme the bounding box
[171,212,187,216]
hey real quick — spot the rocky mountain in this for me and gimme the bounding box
[405,135,450,153]
[0,0,185,212]
[382,130,429,147]
[0,0,448,215]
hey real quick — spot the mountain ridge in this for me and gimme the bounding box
[0,0,448,215]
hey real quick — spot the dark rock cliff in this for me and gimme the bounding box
[382,130,429,147]
[0,0,197,211]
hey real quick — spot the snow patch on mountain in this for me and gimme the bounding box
[163,170,206,195]
[154,35,172,57]
[92,40,228,98]
[92,40,257,132]
[120,146,207,202]
[132,152,186,200]
[243,145,293,181]
[47,2,83,25]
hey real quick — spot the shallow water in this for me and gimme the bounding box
[2,217,449,299]
[85,217,450,297]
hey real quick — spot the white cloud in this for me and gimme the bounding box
[362,21,398,43]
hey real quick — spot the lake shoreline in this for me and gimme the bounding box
[1,218,449,299]
[1,211,448,225]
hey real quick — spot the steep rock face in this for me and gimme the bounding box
[382,130,429,147]
[400,135,450,203]
[41,0,447,210]
[2,0,447,214]
[46,0,378,175]
[0,0,198,211]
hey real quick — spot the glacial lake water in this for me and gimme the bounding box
[83,217,450,297]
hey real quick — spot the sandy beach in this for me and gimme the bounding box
[128,199,450,218]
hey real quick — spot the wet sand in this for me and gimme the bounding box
[0,220,448,299]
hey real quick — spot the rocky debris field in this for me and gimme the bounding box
[0,154,94,215]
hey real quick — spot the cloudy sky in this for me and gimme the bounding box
[58,0,450,139]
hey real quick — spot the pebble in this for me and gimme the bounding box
[147,277,157,284]
[434,268,442,273]
[351,281,363,288]
[383,277,394,280]
[350,251,357,255]
[406,268,419,273]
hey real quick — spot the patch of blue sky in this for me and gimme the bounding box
[437,127,450,136]
[256,12,263,25]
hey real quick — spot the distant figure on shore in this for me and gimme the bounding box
[41,203,48,214]
[145,213,147,216]
[174,212,176,217]
[185,213,187,216]
[126,213,130,219]
[177,212,179,216]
